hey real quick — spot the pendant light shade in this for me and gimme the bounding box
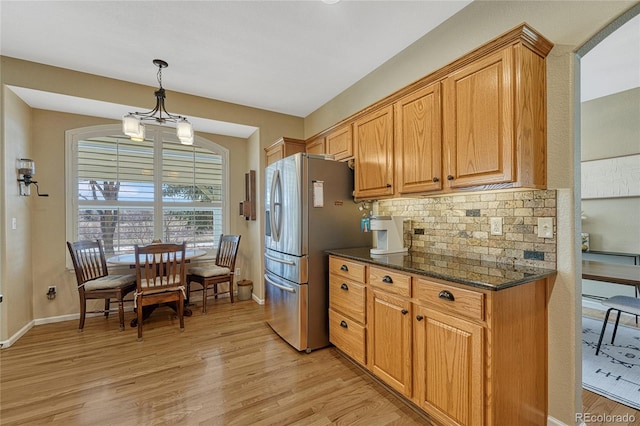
[123,59,194,145]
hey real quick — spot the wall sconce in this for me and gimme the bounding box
[17,158,48,197]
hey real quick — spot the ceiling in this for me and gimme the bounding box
[0,0,472,137]
[1,1,637,138]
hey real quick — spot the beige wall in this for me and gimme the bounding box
[2,88,34,338]
[304,2,637,424]
[581,87,640,253]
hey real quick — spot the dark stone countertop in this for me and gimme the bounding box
[326,247,557,291]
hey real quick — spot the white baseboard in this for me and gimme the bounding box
[0,320,34,349]
[548,415,570,426]
[252,293,264,304]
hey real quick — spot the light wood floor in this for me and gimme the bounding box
[582,306,640,426]
[0,299,429,426]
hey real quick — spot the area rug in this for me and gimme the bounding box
[582,316,640,410]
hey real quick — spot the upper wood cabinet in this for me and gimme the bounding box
[395,82,442,194]
[264,137,306,166]
[443,43,547,189]
[325,124,353,161]
[354,105,394,199]
[305,136,325,156]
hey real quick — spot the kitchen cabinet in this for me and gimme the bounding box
[264,137,306,166]
[413,279,483,426]
[395,82,442,194]
[328,257,367,364]
[354,105,394,199]
[325,124,353,161]
[368,286,412,397]
[328,253,550,425]
[443,43,547,189]
[305,136,325,156]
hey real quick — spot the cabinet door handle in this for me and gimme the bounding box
[401,309,408,315]
[340,283,349,291]
[382,275,393,284]
[447,175,455,181]
[386,183,392,188]
[340,320,348,328]
[416,315,424,321]
[438,290,455,301]
[432,177,439,182]
[340,265,348,271]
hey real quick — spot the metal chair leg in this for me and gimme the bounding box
[596,308,613,356]
[610,310,622,345]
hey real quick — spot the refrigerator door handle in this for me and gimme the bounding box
[264,274,296,293]
[270,169,282,242]
[265,253,296,265]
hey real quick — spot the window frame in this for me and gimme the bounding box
[65,124,229,267]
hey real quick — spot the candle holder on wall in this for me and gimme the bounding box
[239,170,256,220]
[17,158,49,197]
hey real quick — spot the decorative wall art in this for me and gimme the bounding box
[581,154,640,199]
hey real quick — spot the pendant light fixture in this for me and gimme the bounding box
[123,59,194,145]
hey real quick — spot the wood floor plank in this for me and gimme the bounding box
[1,300,428,426]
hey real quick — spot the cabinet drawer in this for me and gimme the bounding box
[329,309,366,365]
[414,278,484,321]
[369,267,411,297]
[329,276,366,323]
[329,257,366,282]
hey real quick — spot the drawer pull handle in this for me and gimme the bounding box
[340,320,348,328]
[432,177,439,183]
[340,265,348,271]
[401,309,408,315]
[340,283,349,291]
[416,315,424,321]
[382,275,393,284]
[447,175,455,181]
[438,290,455,302]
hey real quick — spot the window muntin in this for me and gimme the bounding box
[69,126,227,257]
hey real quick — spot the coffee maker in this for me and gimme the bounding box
[370,216,408,255]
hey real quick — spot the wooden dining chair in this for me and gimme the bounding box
[187,234,241,313]
[67,240,136,331]
[134,241,187,341]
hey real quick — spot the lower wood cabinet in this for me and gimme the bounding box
[413,305,483,426]
[327,255,550,426]
[367,288,412,397]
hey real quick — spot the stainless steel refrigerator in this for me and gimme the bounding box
[264,153,370,352]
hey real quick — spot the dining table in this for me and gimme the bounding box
[107,249,207,326]
[581,260,640,287]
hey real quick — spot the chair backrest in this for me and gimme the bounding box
[135,242,187,291]
[215,234,241,270]
[67,240,109,288]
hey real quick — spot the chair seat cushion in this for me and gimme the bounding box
[603,295,640,315]
[189,266,230,278]
[84,274,136,291]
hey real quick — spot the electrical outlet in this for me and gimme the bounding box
[537,218,554,238]
[47,286,57,300]
[490,217,503,236]
[235,268,241,278]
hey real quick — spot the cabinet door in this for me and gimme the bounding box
[368,288,412,396]
[306,136,325,155]
[354,105,394,198]
[414,305,483,426]
[326,125,353,161]
[396,82,442,194]
[265,144,284,166]
[443,47,514,188]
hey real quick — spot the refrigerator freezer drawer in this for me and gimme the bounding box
[265,273,308,352]
[265,250,308,284]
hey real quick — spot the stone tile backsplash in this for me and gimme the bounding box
[376,189,557,269]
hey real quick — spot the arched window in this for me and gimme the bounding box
[66,124,228,256]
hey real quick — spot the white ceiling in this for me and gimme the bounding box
[1,1,637,138]
[0,0,472,137]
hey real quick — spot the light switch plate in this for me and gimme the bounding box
[490,217,503,236]
[537,218,554,238]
